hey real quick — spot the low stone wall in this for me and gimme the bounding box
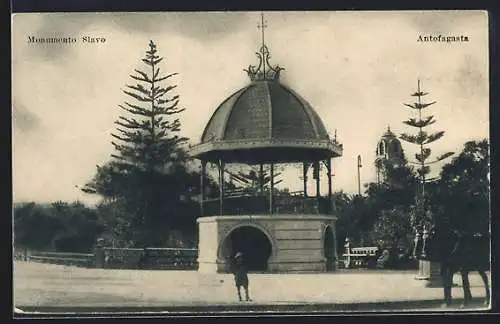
[197,214,337,273]
[24,250,94,268]
[25,248,198,270]
[99,247,198,270]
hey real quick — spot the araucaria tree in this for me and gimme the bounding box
[84,40,195,246]
[113,40,187,172]
[400,79,454,228]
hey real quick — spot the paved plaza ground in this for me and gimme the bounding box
[13,261,490,314]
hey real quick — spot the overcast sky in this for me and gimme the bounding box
[12,11,489,205]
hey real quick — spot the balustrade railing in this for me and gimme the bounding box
[202,192,331,216]
[103,247,198,270]
[18,247,198,270]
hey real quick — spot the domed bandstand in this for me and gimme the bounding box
[190,16,343,273]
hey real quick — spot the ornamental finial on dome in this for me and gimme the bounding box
[244,12,285,82]
[383,125,395,137]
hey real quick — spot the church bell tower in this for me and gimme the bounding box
[375,126,405,183]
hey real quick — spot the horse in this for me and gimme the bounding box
[413,225,491,308]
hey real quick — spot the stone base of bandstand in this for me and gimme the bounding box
[196,214,337,274]
[415,260,443,287]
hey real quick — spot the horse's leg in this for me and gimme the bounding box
[478,270,490,306]
[460,270,472,308]
[237,285,242,301]
[244,284,251,301]
[441,265,452,307]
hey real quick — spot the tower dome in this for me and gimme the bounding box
[375,126,405,183]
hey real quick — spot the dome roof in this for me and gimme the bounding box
[380,126,401,144]
[189,45,342,164]
[376,126,405,163]
[201,81,330,143]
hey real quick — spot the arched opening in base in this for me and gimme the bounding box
[222,226,272,272]
[324,226,335,271]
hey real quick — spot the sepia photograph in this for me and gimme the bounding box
[12,10,490,315]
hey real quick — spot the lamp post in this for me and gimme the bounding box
[357,155,362,196]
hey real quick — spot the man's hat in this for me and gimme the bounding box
[235,252,244,259]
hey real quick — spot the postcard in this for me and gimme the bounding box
[12,10,491,316]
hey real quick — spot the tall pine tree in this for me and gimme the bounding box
[112,40,187,171]
[400,80,454,228]
[84,40,194,246]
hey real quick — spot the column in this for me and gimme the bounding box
[332,225,338,271]
[315,161,320,198]
[269,163,274,214]
[218,159,225,216]
[327,159,332,214]
[200,161,206,216]
[302,162,308,197]
[94,239,105,269]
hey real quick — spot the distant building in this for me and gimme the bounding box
[375,126,405,183]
